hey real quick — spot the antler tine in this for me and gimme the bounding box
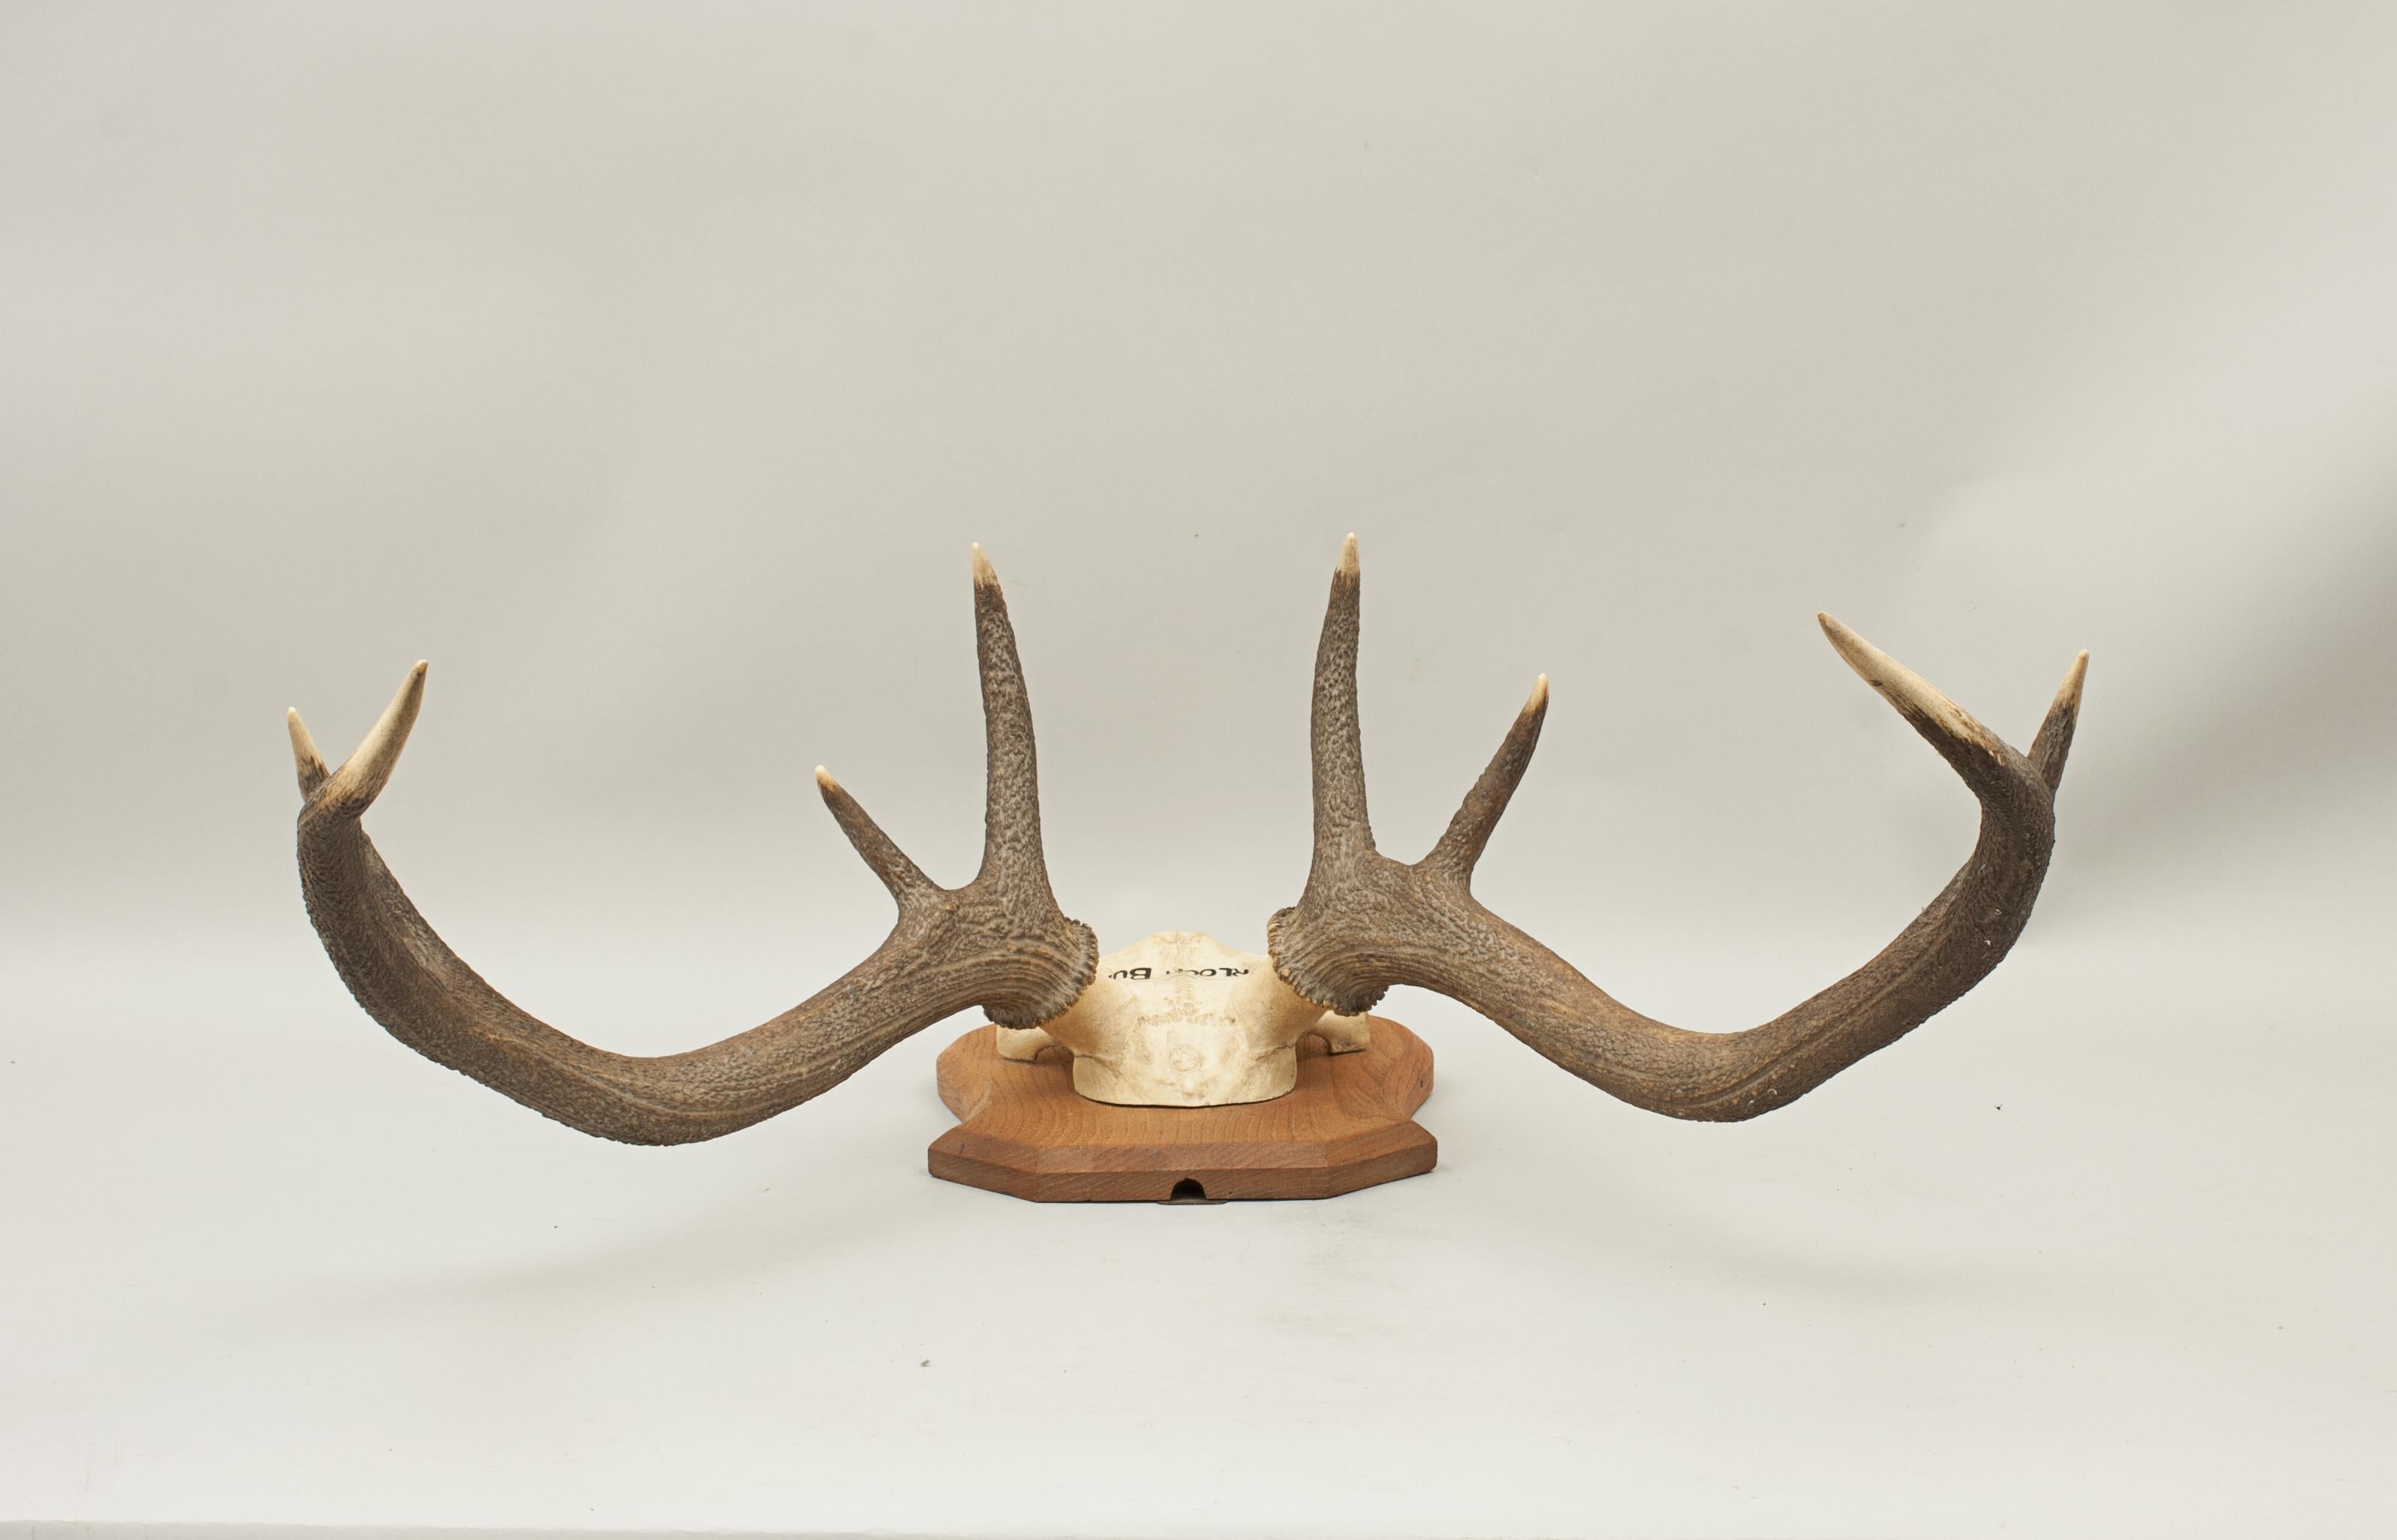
[286,708,331,796]
[288,561,1095,1145]
[969,544,1055,901]
[1817,614,2011,783]
[2029,650,2090,793]
[1307,534,1375,859]
[297,660,426,817]
[815,766,939,908]
[1270,553,2085,1122]
[1822,614,2090,801]
[1425,674,1549,885]
[813,545,1076,915]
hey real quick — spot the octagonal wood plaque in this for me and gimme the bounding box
[929,1017,1436,1202]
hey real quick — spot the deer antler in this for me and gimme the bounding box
[288,546,1096,1144]
[1267,536,2085,1120]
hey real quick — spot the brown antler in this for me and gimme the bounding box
[288,546,1096,1144]
[1267,536,2085,1121]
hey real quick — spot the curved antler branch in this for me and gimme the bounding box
[290,549,1096,1145]
[1267,537,2085,1121]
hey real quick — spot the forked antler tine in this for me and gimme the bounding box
[1307,534,1374,856]
[819,546,1067,910]
[290,661,427,816]
[1313,536,1549,882]
[1820,614,2088,796]
[1425,675,1549,883]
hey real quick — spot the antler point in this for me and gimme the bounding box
[287,707,330,794]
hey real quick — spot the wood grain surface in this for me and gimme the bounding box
[929,1017,1436,1202]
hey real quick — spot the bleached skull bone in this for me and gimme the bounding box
[998,932,1372,1106]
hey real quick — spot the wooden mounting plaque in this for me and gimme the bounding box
[929,1017,1436,1202]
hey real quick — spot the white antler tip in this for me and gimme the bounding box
[970,543,998,588]
[381,660,429,717]
[287,708,329,790]
[1818,615,1995,750]
[1817,612,1885,676]
[1527,674,1549,711]
[2058,650,2090,708]
[1337,533,1360,577]
[814,765,839,793]
[313,657,432,811]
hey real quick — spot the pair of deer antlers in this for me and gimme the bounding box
[288,537,2085,1144]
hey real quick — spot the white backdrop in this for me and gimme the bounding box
[4,5,2393,1537]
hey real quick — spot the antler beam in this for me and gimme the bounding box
[1267,536,2085,1121]
[288,547,1096,1144]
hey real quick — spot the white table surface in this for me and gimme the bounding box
[5,913,2389,1538]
